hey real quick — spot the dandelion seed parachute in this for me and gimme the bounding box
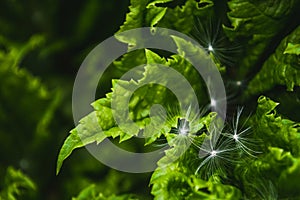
[223,76,252,103]
[192,16,246,113]
[152,104,207,148]
[195,123,237,180]
[222,107,261,157]
[205,77,228,118]
[151,105,209,166]
[244,179,278,200]
[192,16,241,68]
[208,44,214,52]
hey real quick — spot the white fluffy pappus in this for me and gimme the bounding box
[192,16,241,67]
[195,122,237,179]
[222,107,261,157]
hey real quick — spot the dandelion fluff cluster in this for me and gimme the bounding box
[194,108,260,179]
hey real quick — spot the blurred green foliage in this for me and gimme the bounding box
[0,0,155,199]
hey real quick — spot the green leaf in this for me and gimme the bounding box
[113,50,146,73]
[118,0,214,39]
[0,35,60,168]
[57,47,209,172]
[234,147,295,199]
[55,51,165,172]
[156,0,214,34]
[56,109,115,174]
[284,43,300,55]
[72,184,140,200]
[118,0,150,32]
[117,0,169,44]
[0,167,36,200]
[246,26,300,95]
[0,35,45,67]
[146,6,167,27]
[0,35,52,133]
[72,184,98,200]
[252,96,300,156]
[224,0,300,77]
[278,150,300,198]
[231,96,300,199]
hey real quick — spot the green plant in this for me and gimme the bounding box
[57,0,300,199]
[0,167,36,200]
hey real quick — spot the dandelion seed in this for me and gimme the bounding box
[171,118,190,136]
[208,44,214,52]
[157,104,207,149]
[205,77,227,119]
[192,16,242,67]
[169,105,206,135]
[178,125,189,136]
[154,105,208,164]
[195,140,235,179]
[210,98,217,108]
[233,134,239,141]
[222,78,251,109]
[236,81,242,86]
[210,150,217,156]
[223,107,261,157]
[225,78,250,89]
[244,179,278,200]
[195,123,236,179]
